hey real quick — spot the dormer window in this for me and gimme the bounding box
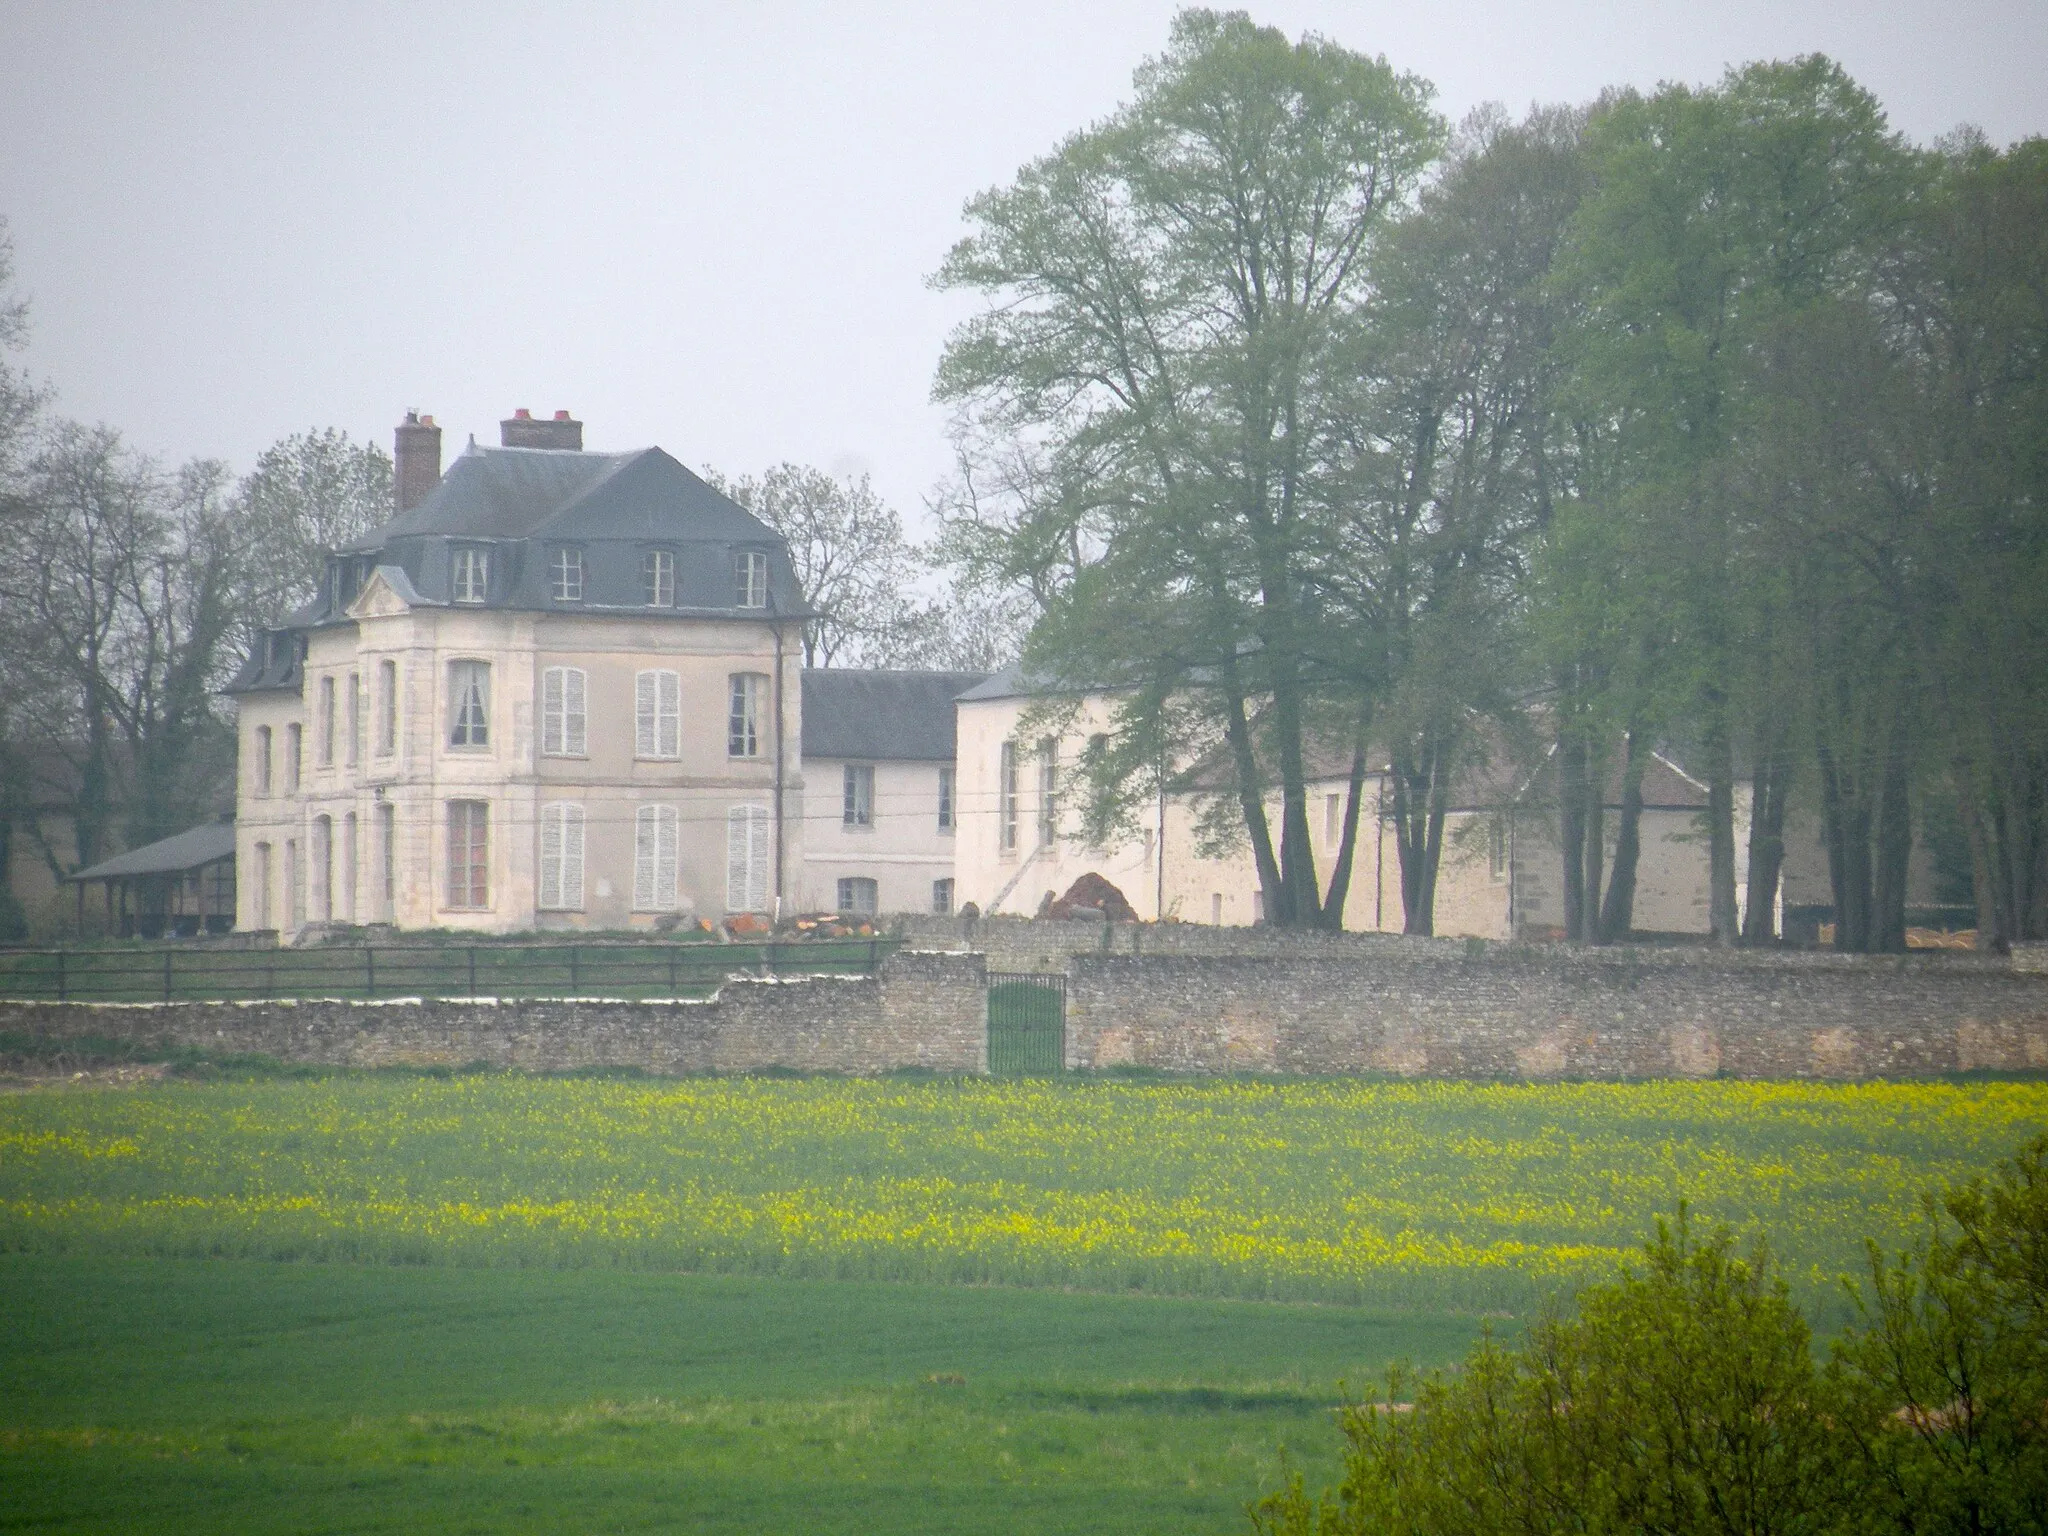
[452,545,490,604]
[642,548,675,607]
[736,549,768,609]
[549,546,584,603]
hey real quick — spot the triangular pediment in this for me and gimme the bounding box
[346,565,423,619]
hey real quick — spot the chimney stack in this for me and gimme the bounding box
[499,407,583,450]
[394,410,443,514]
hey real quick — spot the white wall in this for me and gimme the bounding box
[800,756,957,915]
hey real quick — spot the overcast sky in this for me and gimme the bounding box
[2,1,2043,528]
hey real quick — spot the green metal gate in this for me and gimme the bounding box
[986,973,1066,1076]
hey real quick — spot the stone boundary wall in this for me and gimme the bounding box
[7,941,2047,1081]
[1065,949,2048,1078]
[896,912,2024,974]
[0,951,987,1076]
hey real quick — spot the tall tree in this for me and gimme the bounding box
[1558,57,1911,946]
[933,8,1442,928]
[234,427,392,631]
[1343,103,1591,933]
[705,463,938,667]
[0,425,240,869]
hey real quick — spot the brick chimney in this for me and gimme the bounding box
[394,410,442,514]
[499,407,583,450]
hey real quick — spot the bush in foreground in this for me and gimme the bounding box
[1254,1135,2048,1536]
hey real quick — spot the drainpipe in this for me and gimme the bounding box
[772,623,786,920]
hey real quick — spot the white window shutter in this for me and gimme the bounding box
[747,806,770,911]
[634,805,656,909]
[636,671,657,758]
[726,808,748,911]
[540,803,563,908]
[542,669,564,756]
[561,804,585,909]
[565,668,587,756]
[656,805,678,910]
[659,671,680,758]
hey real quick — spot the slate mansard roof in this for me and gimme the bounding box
[800,670,991,763]
[229,444,806,694]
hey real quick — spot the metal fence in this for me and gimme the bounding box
[0,938,895,1004]
[986,972,1066,1076]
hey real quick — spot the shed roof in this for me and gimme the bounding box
[801,670,990,762]
[71,822,236,882]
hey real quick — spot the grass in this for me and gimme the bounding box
[4,1075,2043,1315]
[0,1255,1484,1534]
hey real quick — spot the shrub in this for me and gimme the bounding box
[1255,1135,2048,1536]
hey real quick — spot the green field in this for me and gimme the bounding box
[0,1256,1479,1534]
[3,1072,2044,1532]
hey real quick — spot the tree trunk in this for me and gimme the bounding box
[1581,761,1606,945]
[1559,731,1589,943]
[1872,722,1912,954]
[1318,733,1371,932]
[1703,713,1740,946]
[1598,731,1645,943]
[1391,737,1447,937]
[1741,741,1790,945]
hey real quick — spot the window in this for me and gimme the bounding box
[999,741,1019,853]
[1489,820,1508,881]
[539,802,586,910]
[932,877,954,915]
[642,548,675,607]
[635,669,681,759]
[1211,892,1223,926]
[318,676,336,766]
[726,804,770,912]
[448,660,490,749]
[937,765,954,831]
[1326,793,1342,844]
[549,546,584,603]
[286,839,303,927]
[728,673,763,758]
[446,800,489,908]
[542,666,588,756]
[313,815,333,921]
[253,842,271,928]
[377,803,395,918]
[254,725,272,796]
[286,724,302,792]
[341,812,358,922]
[843,764,874,827]
[633,804,679,911]
[452,545,489,604]
[376,659,397,756]
[346,673,362,767]
[735,549,768,608]
[837,877,878,916]
[1037,737,1058,848]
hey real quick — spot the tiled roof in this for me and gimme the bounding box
[801,669,991,762]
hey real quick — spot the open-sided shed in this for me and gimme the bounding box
[69,821,237,938]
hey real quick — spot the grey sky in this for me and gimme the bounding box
[2,1,2042,529]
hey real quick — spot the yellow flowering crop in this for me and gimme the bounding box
[1,1076,2041,1313]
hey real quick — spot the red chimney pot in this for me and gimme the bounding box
[553,410,571,421]
[514,408,532,419]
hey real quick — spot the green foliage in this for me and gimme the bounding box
[1255,1136,2048,1536]
[933,8,1444,928]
